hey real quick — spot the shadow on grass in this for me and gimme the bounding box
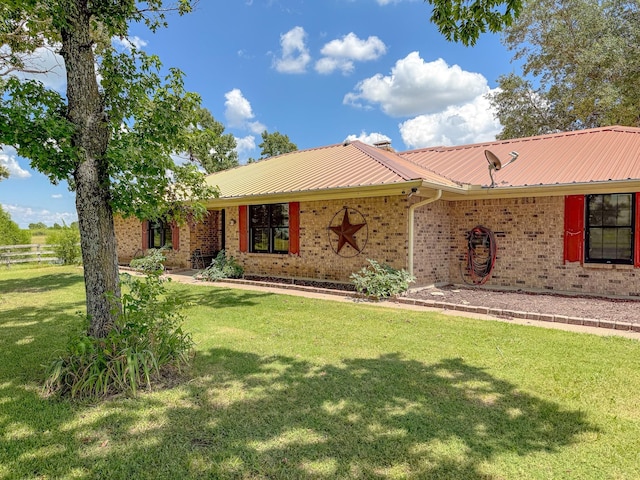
[0,346,597,479]
[172,283,275,309]
[0,271,84,293]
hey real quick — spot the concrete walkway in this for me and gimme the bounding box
[159,269,640,341]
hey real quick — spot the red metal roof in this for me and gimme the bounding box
[205,140,458,199]
[206,126,640,202]
[400,126,640,188]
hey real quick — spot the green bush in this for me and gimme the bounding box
[0,206,31,245]
[44,272,193,398]
[46,226,81,264]
[350,259,416,299]
[197,250,244,281]
[130,249,166,274]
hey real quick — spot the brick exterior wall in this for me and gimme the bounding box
[114,216,192,268]
[412,198,451,285]
[446,196,640,297]
[224,196,410,283]
[113,194,640,296]
[189,210,223,267]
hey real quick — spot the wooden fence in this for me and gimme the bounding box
[0,244,60,266]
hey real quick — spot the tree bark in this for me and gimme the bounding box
[60,0,121,337]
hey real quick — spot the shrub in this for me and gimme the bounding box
[0,206,31,245]
[350,259,416,299]
[44,272,193,398]
[130,249,166,274]
[46,226,81,264]
[197,250,244,281]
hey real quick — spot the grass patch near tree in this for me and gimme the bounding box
[1,265,639,479]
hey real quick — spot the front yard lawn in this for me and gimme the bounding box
[1,265,639,479]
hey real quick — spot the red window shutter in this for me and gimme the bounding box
[564,195,585,263]
[289,202,300,255]
[238,205,248,253]
[171,223,180,251]
[635,194,640,268]
[141,220,149,250]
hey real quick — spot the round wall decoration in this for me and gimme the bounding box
[328,207,368,257]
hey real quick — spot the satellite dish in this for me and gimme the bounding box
[485,150,502,170]
[484,150,519,188]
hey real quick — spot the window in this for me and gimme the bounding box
[585,194,634,264]
[249,203,289,253]
[565,193,639,266]
[147,219,173,249]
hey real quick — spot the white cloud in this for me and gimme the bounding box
[344,52,488,117]
[273,26,311,74]
[2,44,66,92]
[2,204,77,229]
[315,57,353,75]
[112,35,148,52]
[399,92,502,148]
[224,89,255,128]
[235,135,257,159]
[224,89,266,135]
[0,146,31,179]
[345,131,392,146]
[247,121,266,135]
[51,194,63,199]
[316,33,386,75]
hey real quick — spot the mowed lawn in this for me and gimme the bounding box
[1,266,639,479]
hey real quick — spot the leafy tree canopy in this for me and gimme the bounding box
[488,0,640,139]
[0,205,31,245]
[258,130,298,159]
[28,222,48,230]
[0,0,220,337]
[426,0,522,46]
[183,106,238,174]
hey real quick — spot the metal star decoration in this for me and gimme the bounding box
[329,209,365,253]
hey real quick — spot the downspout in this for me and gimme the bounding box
[408,189,442,276]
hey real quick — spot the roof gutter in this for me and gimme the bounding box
[408,188,442,277]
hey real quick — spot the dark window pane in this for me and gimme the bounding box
[273,227,289,253]
[588,228,603,259]
[250,205,269,227]
[601,229,618,258]
[251,228,269,252]
[150,221,163,248]
[601,195,617,226]
[616,194,632,226]
[148,220,172,249]
[271,204,289,227]
[616,228,632,260]
[163,224,172,249]
[588,195,603,226]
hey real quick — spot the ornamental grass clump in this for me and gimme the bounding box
[44,272,193,399]
[351,259,416,299]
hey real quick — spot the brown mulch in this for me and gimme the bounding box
[407,285,640,325]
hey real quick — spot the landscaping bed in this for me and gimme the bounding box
[408,285,640,324]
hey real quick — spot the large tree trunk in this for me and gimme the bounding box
[61,0,122,337]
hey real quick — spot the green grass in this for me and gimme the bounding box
[1,265,639,479]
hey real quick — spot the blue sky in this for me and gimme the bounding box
[1,0,516,228]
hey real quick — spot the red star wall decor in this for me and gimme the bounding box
[329,207,367,255]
